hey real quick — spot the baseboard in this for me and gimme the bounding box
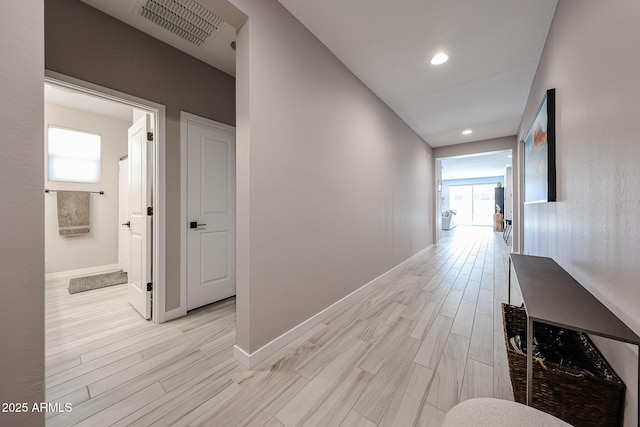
[45,263,120,281]
[233,345,251,368]
[233,245,433,369]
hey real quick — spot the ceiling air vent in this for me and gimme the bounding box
[139,0,226,47]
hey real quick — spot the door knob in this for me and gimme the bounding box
[122,221,131,227]
[190,221,207,229]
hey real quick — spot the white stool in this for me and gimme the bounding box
[443,398,572,427]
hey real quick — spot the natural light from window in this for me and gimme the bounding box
[48,126,101,183]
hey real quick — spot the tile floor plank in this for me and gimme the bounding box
[354,334,421,423]
[439,289,464,318]
[468,313,494,366]
[425,333,469,412]
[414,315,454,369]
[410,300,442,340]
[340,410,377,427]
[276,341,370,426]
[378,363,434,427]
[460,359,493,402]
[493,329,514,401]
[451,299,476,338]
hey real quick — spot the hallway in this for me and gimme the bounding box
[45,226,513,426]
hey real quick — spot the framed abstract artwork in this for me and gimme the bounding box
[524,88,556,203]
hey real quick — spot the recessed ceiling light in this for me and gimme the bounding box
[462,129,472,135]
[430,52,449,65]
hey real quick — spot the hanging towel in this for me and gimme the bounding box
[57,191,91,236]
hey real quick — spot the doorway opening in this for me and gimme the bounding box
[437,149,513,239]
[43,72,166,325]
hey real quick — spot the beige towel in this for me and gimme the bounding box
[57,191,90,236]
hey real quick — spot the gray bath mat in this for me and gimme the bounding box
[68,270,128,294]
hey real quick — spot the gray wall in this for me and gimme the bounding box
[45,0,236,310]
[232,0,434,353]
[518,0,640,423]
[0,1,45,425]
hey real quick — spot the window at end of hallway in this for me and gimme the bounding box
[47,126,101,183]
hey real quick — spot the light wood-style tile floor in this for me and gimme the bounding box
[46,226,514,426]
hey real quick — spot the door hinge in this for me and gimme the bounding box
[147,132,154,141]
[147,282,153,292]
[147,207,153,216]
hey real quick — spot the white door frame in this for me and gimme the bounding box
[45,70,168,323]
[179,112,236,317]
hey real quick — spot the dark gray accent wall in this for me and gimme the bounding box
[45,0,236,310]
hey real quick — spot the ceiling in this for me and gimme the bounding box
[80,0,238,76]
[276,0,558,147]
[78,0,558,148]
[441,150,512,181]
[45,83,134,121]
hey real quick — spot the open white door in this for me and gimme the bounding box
[118,158,130,273]
[187,118,235,311]
[127,115,152,319]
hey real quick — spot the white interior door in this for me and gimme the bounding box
[127,115,152,319]
[187,118,235,311]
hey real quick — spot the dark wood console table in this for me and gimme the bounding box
[508,254,640,425]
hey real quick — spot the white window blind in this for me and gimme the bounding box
[48,126,101,183]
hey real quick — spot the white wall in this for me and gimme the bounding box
[44,103,130,275]
[518,0,640,424]
[232,0,433,354]
[0,1,44,425]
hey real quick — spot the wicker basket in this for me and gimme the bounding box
[502,303,625,426]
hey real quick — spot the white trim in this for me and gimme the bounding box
[232,345,251,368]
[178,113,189,321]
[45,264,119,281]
[178,112,236,320]
[153,103,167,324]
[45,71,167,324]
[233,244,434,368]
[181,111,236,133]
